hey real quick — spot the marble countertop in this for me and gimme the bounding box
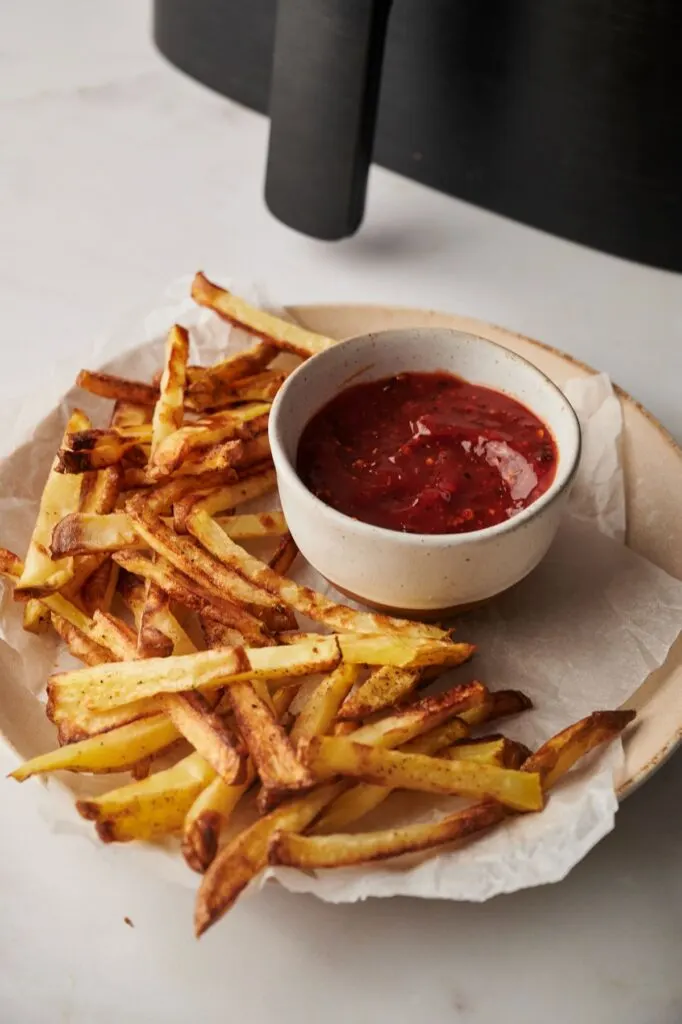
[1,3,681,1022]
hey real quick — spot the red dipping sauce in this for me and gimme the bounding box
[297,371,558,535]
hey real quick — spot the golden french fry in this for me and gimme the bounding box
[164,692,245,785]
[460,689,533,726]
[23,600,50,634]
[11,714,179,780]
[229,680,313,800]
[523,710,636,789]
[186,509,449,641]
[137,579,174,658]
[182,764,256,873]
[76,369,158,407]
[50,612,111,668]
[148,403,270,479]
[268,534,298,575]
[174,467,277,528]
[337,634,474,670]
[290,663,363,746]
[48,635,342,711]
[192,273,336,359]
[186,345,278,410]
[195,781,346,935]
[345,681,486,749]
[300,735,543,812]
[15,410,89,596]
[150,325,189,457]
[194,369,287,410]
[338,666,422,720]
[57,429,147,473]
[77,752,215,842]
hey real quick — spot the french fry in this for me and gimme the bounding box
[112,550,273,643]
[77,752,215,842]
[51,509,288,557]
[22,600,50,634]
[299,736,543,812]
[186,509,449,641]
[148,403,270,479]
[192,272,336,359]
[290,663,364,746]
[195,781,346,935]
[338,666,422,720]
[150,324,189,458]
[171,439,245,478]
[48,635,342,711]
[271,711,635,870]
[15,410,89,596]
[174,467,277,528]
[163,692,245,786]
[313,719,474,834]
[80,557,119,615]
[443,736,532,768]
[460,689,533,726]
[344,681,486,749]
[110,400,153,430]
[137,579,174,658]
[186,344,279,410]
[228,681,313,800]
[76,369,158,407]
[268,534,298,575]
[11,714,179,780]
[195,369,287,410]
[126,499,294,630]
[57,429,147,473]
[182,763,256,873]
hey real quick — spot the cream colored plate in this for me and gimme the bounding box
[286,303,682,797]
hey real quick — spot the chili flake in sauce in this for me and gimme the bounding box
[296,371,558,535]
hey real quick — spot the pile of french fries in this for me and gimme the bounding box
[1,272,635,936]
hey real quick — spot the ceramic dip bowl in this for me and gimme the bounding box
[269,327,581,616]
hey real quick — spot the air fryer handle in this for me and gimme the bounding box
[265,0,393,240]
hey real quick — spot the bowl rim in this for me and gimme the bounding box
[269,327,582,548]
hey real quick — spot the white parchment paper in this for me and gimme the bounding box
[1,274,680,905]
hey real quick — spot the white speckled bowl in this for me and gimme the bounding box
[269,328,581,616]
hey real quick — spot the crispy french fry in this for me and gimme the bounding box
[313,718,473,834]
[137,579,174,658]
[299,736,543,812]
[182,763,256,873]
[11,714,179,780]
[338,666,422,720]
[90,610,138,660]
[229,681,313,799]
[443,736,529,768]
[76,369,158,406]
[164,692,245,785]
[57,429,148,473]
[126,499,294,630]
[272,710,635,870]
[80,557,119,615]
[23,600,50,634]
[50,612,111,667]
[174,467,277,528]
[171,439,245,478]
[192,273,336,359]
[112,550,272,643]
[290,663,363,746]
[268,534,298,575]
[15,410,89,596]
[338,633,473,670]
[148,404,270,479]
[77,752,215,842]
[195,781,346,935]
[345,681,486,749]
[187,510,448,641]
[195,369,287,410]
[460,689,533,727]
[150,324,189,458]
[49,635,342,711]
[186,345,279,410]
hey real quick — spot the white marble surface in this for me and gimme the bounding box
[1,3,682,1022]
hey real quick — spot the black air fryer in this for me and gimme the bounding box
[154,0,682,270]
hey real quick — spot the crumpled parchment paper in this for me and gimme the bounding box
[0,274,680,904]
